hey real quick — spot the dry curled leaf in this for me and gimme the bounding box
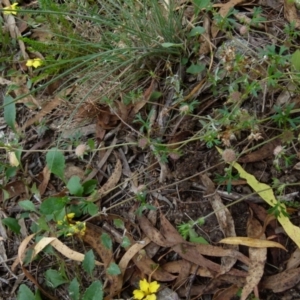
[240,215,267,300]
[219,237,286,251]
[238,138,281,163]
[261,267,300,292]
[200,174,237,274]
[284,0,300,28]
[97,156,122,198]
[22,96,62,130]
[286,248,300,270]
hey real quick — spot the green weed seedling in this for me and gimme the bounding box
[135,191,156,216]
[271,103,300,129]
[268,202,289,219]
[215,166,240,194]
[177,217,209,244]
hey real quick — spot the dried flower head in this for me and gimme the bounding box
[222,149,236,163]
[273,145,284,156]
[75,144,87,157]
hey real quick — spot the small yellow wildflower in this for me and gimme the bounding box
[133,279,160,300]
[3,3,18,15]
[57,213,75,225]
[66,221,86,236]
[57,213,86,237]
[26,58,43,68]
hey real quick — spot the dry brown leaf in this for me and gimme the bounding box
[286,248,300,270]
[131,78,157,116]
[201,174,237,274]
[95,105,119,129]
[284,0,300,28]
[132,249,176,281]
[198,15,212,55]
[173,260,191,289]
[0,76,14,85]
[293,161,300,170]
[118,237,151,276]
[137,215,174,247]
[17,233,102,267]
[240,215,267,300]
[32,237,103,265]
[261,267,300,292]
[31,25,53,42]
[163,260,213,278]
[38,166,51,196]
[213,285,240,300]
[22,96,62,130]
[93,154,122,203]
[14,82,41,109]
[219,236,287,250]
[64,164,85,181]
[238,138,281,163]
[0,180,27,202]
[114,100,128,122]
[160,212,249,276]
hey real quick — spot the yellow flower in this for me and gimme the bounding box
[26,58,43,68]
[3,3,18,15]
[133,279,160,300]
[66,213,75,220]
[57,213,86,237]
[66,221,86,236]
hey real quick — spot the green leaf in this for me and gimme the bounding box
[188,26,205,37]
[82,281,103,300]
[86,202,98,216]
[6,166,17,179]
[101,232,112,250]
[194,0,211,9]
[4,94,16,131]
[83,250,95,276]
[2,217,21,234]
[40,197,68,215]
[149,91,162,101]
[18,200,36,212]
[113,219,124,229]
[46,148,65,180]
[87,139,95,150]
[107,263,121,276]
[186,63,205,75]
[291,49,300,71]
[17,284,35,300]
[67,176,83,196]
[69,278,80,300]
[121,236,131,248]
[34,289,42,300]
[82,180,97,195]
[190,236,209,244]
[45,269,68,288]
[37,215,50,231]
[2,189,9,201]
